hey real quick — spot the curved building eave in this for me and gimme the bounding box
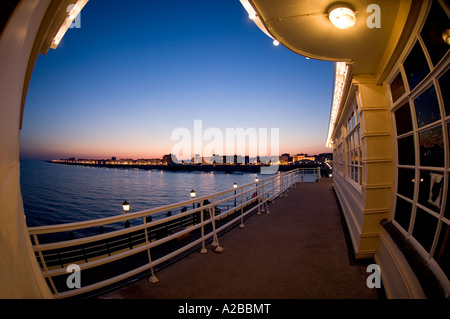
[244,0,421,77]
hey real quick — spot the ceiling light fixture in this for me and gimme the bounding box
[326,62,349,148]
[249,12,257,20]
[328,6,356,29]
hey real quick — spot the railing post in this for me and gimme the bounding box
[239,187,245,228]
[283,173,288,197]
[143,216,159,283]
[271,175,276,204]
[257,179,262,215]
[200,201,207,254]
[261,180,270,214]
[279,173,285,197]
[265,185,270,214]
[260,182,265,213]
[210,197,223,252]
[33,234,59,295]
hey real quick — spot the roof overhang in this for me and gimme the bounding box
[241,0,416,75]
[240,0,425,148]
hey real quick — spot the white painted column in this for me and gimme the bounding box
[0,0,53,298]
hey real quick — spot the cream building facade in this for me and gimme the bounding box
[241,0,449,298]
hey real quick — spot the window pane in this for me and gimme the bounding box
[403,41,431,90]
[418,170,444,213]
[414,85,441,128]
[412,208,438,252]
[395,103,413,135]
[397,168,415,199]
[390,73,406,103]
[439,69,450,117]
[394,196,413,232]
[433,222,450,280]
[420,1,450,67]
[418,124,444,167]
[398,135,415,166]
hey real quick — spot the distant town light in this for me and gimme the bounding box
[329,6,356,29]
[122,200,130,213]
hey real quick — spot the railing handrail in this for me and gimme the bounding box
[27,170,292,236]
[26,167,321,298]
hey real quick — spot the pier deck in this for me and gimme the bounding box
[98,178,383,299]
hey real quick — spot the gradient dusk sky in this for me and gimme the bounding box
[20,0,334,160]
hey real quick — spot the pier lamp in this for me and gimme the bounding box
[255,177,259,183]
[328,6,356,29]
[122,200,130,213]
[122,200,130,228]
[190,190,196,209]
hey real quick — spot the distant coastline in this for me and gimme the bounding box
[47,160,329,174]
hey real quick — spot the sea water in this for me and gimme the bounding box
[20,160,267,227]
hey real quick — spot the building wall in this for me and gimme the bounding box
[333,81,391,259]
[333,0,450,298]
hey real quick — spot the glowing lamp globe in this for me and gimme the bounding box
[122,200,130,213]
[329,7,356,29]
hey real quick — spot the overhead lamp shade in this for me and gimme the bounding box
[329,7,356,29]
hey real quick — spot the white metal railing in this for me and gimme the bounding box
[27,167,320,298]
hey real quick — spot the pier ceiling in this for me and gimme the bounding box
[241,0,419,76]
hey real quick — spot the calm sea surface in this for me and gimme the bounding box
[20,160,268,228]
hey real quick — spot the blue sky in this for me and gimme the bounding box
[20,0,334,160]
